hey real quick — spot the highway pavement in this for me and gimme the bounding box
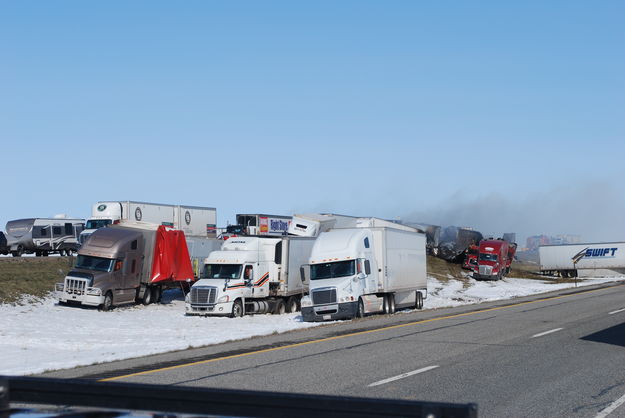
[43,281,625,417]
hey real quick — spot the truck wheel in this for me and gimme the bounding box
[415,291,423,310]
[273,299,286,315]
[35,251,41,257]
[12,246,23,257]
[143,287,153,305]
[356,298,365,319]
[101,292,113,312]
[388,294,396,314]
[286,296,298,313]
[383,294,391,314]
[152,286,161,304]
[231,299,243,318]
[42,251,48,257]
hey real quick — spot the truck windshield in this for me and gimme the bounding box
[479,253,498,262]
[86,219,112,229]
[75,255,115,272]
[311,260,355,280]
[204,264,242,280]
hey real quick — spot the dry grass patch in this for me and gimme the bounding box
[0,257,74,304]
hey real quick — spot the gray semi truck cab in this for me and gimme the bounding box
[57,226,149,310]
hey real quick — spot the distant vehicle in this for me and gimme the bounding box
[5,217,85,257]
[438,226,483,262]
[287,213,359,237]
[227,214,292,237]
[539,242,625,278]
[472,239,513,281]
[79,201,217,245]
[0,231,9,255]
[57,221,197,310]
[301,223,427,322]
[186,235,315,317]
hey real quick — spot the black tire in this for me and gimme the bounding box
[388,294,396,314]
[101,292,113,311]
[152,286,161,304]
[383,294,391,314]
[285,296,298,313]
[142,287,153,305]
[415,291,424,310]
[231,299,244,318]
[35,251,41,257]
[356,298,365,318]
[42,251,48,257]
[12,246,23,257]
[273,299,286,315]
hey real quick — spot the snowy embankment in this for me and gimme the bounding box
[1,276,623,376]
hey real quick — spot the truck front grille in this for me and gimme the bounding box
[312,288,337,305]
[65,277,88,295]
[191,286,217,305]
[479,265,493,276]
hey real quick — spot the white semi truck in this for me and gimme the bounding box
[539,242,625,278]
[185,235,315,317]
[301,223,427,322]
[79,201,217,245]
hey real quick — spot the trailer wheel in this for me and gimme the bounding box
[231,299,243,318]
[152,286,162,304]
[356,298,365,319]
[286,296,298,313]
[35,251,41,257]
[12,246,23,257]
[142,287,153,305]
[415,291,424,310]
[273,299,286,315]
[101,292,113,312]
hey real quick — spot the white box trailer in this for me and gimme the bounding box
[185,235,316,317]
[301,225,427,322]
[231,214,292,236]
[80,201,217,244]
[539,242,625,278]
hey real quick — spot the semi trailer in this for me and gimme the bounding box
[79,201,217,245]
[5,217,85,257]
[57,222,195,310]
[224,214,292,237]
[287,213,359,237]
[301,224,427,322]
[185,235,315,317]
[539,242,625,278]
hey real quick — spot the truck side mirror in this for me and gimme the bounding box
[364,260,371,275]
[300,266,306,282]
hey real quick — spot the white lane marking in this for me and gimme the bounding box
[609,308,625,315]
[368,365,439,387]
[531,328,563,339]
[596,391,625,418]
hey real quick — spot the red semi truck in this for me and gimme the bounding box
[473,239,516,280]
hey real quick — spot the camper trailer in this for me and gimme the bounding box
[5,217,85,257]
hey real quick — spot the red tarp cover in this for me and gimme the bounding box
[150,225,195,283]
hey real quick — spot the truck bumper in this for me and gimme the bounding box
[185,301,232,316]
[472,273,499,281]
[58,292,104,307]
[302,301,358,322]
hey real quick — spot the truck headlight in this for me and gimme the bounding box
[86,288,101,296]
[217,295,229,303]
[300,296,312,307]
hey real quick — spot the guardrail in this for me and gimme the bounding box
[1,375,477,418]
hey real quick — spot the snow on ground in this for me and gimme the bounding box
[1,276,624,376]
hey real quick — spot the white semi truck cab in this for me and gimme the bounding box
[185,236,314,317]
[301,226,427,322]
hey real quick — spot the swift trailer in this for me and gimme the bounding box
[185,236,315,317]
[287,213,360,237]
[226,214,292,237]
[301,224,427,322]
[5,218,85,257]
[57,222,195,310]
[79,201,217,245]
[539,242,625,278]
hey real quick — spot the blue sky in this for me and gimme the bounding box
[2,1,624,243]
